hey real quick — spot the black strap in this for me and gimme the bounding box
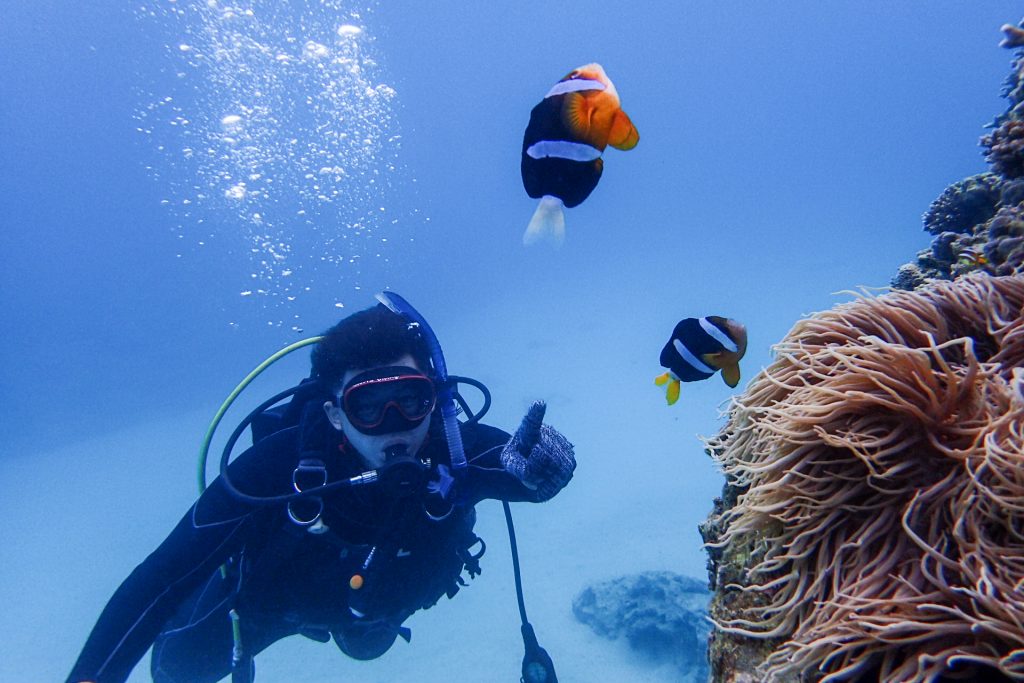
[231,654,254,683]
[503,500,558,683]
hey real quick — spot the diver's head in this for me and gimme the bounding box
[322,355,435,469]
[313,305,435,469]
[311,303,433,384]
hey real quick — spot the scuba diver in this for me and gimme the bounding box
[66,295,575,683]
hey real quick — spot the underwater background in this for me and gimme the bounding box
[1,2,1021,681]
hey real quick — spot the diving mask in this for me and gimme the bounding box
[341,366,436,435]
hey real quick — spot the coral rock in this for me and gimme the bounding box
[922,173,1001,236]
[573,571,711,680]
[982,119,1024,178]
[985,205,1024,275]
[1002,23,1024,49]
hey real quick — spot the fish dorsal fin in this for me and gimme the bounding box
[608,109,638,150]
[720,363,741,388]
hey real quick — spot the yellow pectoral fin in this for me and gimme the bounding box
[654,372,671,386]
[666,378,681,405]
[608,109,639,150]
[720,363,741,388]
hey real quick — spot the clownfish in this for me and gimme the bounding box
[520,63,639,246]
[957,245,989,267]
[655,317,748,405]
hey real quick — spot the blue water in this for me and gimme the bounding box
[1,2,1019,681]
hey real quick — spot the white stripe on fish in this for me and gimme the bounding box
[673,338,715,374]
[545,78,606,98]
[526,140,602,162]
[699,317,738,352]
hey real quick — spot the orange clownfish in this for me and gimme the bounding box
[520,63,638,246]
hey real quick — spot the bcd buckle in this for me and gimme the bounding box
[287,458,327,531]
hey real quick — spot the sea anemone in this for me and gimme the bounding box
[704,274,1024,682]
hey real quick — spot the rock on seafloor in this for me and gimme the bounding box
[573,571,711,681]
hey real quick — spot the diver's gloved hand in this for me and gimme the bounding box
[501,401,576,502]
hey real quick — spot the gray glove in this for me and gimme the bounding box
[500,401,576,502]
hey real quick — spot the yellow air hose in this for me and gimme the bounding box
[197,336,324,493]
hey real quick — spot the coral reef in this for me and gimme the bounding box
[997,22,1024,124]
[983,120,1024,178]
[1002,23,1024,50]
[923,174,1002,236]
[894,171,1024,288]
[572,572,711,680]
[986,205,1024,275]
[701,274,1024,682]
[894,22,1024,290]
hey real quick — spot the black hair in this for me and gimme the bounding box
[310,303,433,392]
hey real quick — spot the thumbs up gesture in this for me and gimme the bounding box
[501,401,576,502]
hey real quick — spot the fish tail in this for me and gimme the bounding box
[655,372,681,404]
[666,378,681,405]
[523,195,566,247]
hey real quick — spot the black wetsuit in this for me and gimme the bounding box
[66,416,531,683]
